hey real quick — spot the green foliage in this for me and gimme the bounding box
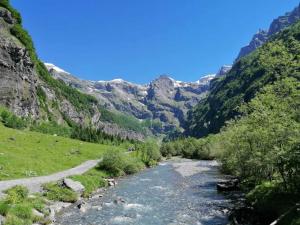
[70,125,124,146]
[0,186,46,225]
[246,181,299,224]
[0,0,22,24]
[10,24,36,61]
[99,108,151,134]
[9,204,32,220]
[98,150,146,177]
[36,86,47,103]
[43,183,78,203]
[160,137,215,160]
[218,78,300,192]
[0,107,27,129]
[135,140,161,166]
[186,20,300,137]
[98,151,127,176]
[30,121,72,138]
[4,186,29,204]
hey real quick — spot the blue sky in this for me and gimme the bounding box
[11,0,300,83]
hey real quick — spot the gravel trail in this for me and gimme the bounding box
[0,159,101,197]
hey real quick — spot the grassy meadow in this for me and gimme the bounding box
[0,123,122,181]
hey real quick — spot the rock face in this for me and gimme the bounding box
[0,7,39,118]
[216,65,232,77]
[45,63,216,132]
[0,6,147,140]
[236,3,300,60]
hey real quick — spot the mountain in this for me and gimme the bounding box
[236,3,300,60]
[45,63,215,133]
[0,2,145,140]
[186,19,300,137]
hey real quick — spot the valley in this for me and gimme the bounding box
[0,0,299,225]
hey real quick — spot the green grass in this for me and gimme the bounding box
[0,123,122,180]
[42,183,78,203]
[0,186,48,225]
[70,168,109,198]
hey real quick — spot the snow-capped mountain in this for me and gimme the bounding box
[45,63,216,132]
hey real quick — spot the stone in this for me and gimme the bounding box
[63,178,85,194]
[0,215,5,225]
[106,178,117,187]
[217,179,239,192]
[32,209,44,218]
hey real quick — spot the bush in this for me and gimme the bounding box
[123,157,145,174]
[136,141,161,166]
[43,183,78,203]
[98,150,145,176]
[5,186,29,204]
[160,137,215,160]
[98,151,126,176]
[0,108,27,130]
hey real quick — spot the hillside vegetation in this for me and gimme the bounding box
[162,20,300,225]
[186,20,300,137]
[0,122,122,181]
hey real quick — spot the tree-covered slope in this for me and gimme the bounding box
[186,20,300,137]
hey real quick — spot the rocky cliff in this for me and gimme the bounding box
[236,3,300,60]
[0,4,144,140]
[0,6,39,118]
[45,63,215,132]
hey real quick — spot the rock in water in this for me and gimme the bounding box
[32,209,44,218]
[0,215,5,225]
[63,178,85,194]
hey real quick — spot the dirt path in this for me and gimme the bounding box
[0,159,101,197]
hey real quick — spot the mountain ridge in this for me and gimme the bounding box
[45,62,216,133]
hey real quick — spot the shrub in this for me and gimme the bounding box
[0,108,27,130]
[136,141,161,166]
[5,186,29,204]
[123,157,145,174]
[98,151,126,176]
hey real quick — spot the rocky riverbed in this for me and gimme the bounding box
[54,159,236,225]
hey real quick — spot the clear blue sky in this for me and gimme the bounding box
[11,0,300,83]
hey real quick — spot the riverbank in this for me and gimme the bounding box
[0,144,162,225]
[55,159,233,225]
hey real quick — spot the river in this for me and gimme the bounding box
[56,159,235,225]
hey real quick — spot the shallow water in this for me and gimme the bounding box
[56,160,234,225]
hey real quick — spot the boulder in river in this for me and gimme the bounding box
[63,178,85,194]
[217,178,239,192]
[105,178,117,186]
[0,215,5,225]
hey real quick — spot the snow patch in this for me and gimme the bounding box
[44,63,70,74]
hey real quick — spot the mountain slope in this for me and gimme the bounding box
[186,20,300,137]
[45,63,215,132]
[236,3,300,60]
